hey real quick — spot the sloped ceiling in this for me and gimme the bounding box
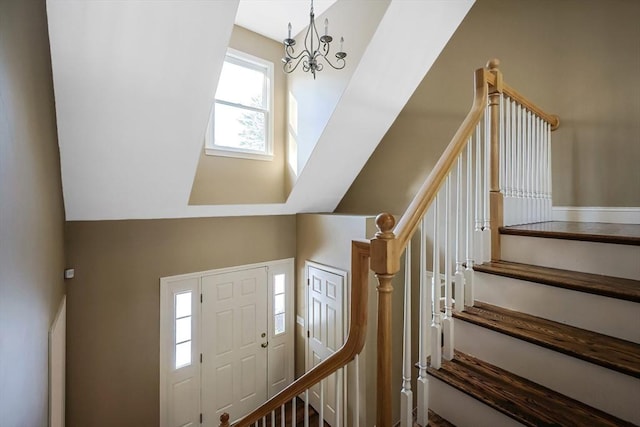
[49,0,474,220]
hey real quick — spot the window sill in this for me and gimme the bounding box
[204,146,273,161]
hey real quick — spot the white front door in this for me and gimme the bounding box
[201,267,268,425]
[160,259,295,427]
[306,264,345,427]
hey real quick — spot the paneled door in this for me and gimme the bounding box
[306,264,345,427]
[201,267,268,426]
[160,259,294,427]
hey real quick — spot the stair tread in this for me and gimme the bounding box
[474,260,640,302]
[428,350,635,427]
[426,409,455,427]
[500,221,640,246]
[454,301,640,378]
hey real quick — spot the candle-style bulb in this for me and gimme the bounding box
[288,22,292,39]
[324,18,328,36]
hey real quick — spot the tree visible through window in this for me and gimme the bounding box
[207,49,273,159]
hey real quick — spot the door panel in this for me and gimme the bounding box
[201,268,268,426]
[307,265,345,427]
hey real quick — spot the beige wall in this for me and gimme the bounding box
[337,0,640,214]
[189,26,287,205]
[65,216,295,427]
[0,0,66,425]
[295,214,406,426]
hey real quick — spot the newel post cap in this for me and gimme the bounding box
[375,213,395,239]
[487,58,500,71]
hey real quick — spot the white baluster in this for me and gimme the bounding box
[500,94,505,195]
[455,155,465,312]
[336,368,341,427]
[417,215,430,426]
[475,121,482,260]
[518,103,525,224]
[443,176,454,360]
[483,108,491,262]
[465,138,475,307]
[401,244,413,427]
[484,108,491,232]
[536,116,543,222]
[504,97,511,225]
[354,355,360,427]
[527,110,533,223]
[291,397,296,426]
[281,403,285,427]
[546,121,552,219]
[271,410,275,427]
[319,379,324,425]
[430,195,442,370]
[512,103,516,223]
[304,390,309,427]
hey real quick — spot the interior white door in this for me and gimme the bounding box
[201,267,268,426]
[306,265,345,427]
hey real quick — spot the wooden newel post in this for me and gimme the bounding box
[487,58,504,261]
[370,213,400,427]
[219,413,230,427]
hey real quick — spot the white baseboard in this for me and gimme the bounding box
[552,207,640,224]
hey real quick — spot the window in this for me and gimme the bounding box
[206,48,274,160]
[273,273,286,335]
[174,291,192,369]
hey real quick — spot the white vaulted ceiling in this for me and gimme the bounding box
[48,0,474,220]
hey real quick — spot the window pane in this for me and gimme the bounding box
[214,104,266,152]
[274,294,285,315]
[216,60,265,108]
[274,274,285,295]
[175,341,191,369]
[175,317,191,344]
[274,313,285,335]
[175,292,191,318]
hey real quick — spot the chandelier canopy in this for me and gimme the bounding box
[282,0,347,79]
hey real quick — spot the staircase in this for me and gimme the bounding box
[428,221,640,426]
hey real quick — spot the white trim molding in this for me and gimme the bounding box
[552,207,640,224]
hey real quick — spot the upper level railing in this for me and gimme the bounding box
[370,58,559,427]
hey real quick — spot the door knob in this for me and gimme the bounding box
[261,342,269,348]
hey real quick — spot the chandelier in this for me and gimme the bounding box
[282,0,347,79]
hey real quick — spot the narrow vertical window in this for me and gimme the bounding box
[175,291,192,369]
[273,274,286,335]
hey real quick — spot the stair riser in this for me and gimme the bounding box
[428,376,523,427]
[455,319,640,424]
[474,272,640,343]
[500,235,640,280]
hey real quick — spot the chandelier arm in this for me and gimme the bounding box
[283,55,308,74]
[285,46,310,62]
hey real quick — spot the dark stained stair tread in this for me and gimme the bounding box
[454,302,640,378]
[499,221,640,246]
[426,410,455,427]
[428,351,635,427]
[474,260,640,302]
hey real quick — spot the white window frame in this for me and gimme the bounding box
[205,48,274,161]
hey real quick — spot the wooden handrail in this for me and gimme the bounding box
[394,67,490,249]
[502,81,560,130]
[225,240,371,427]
